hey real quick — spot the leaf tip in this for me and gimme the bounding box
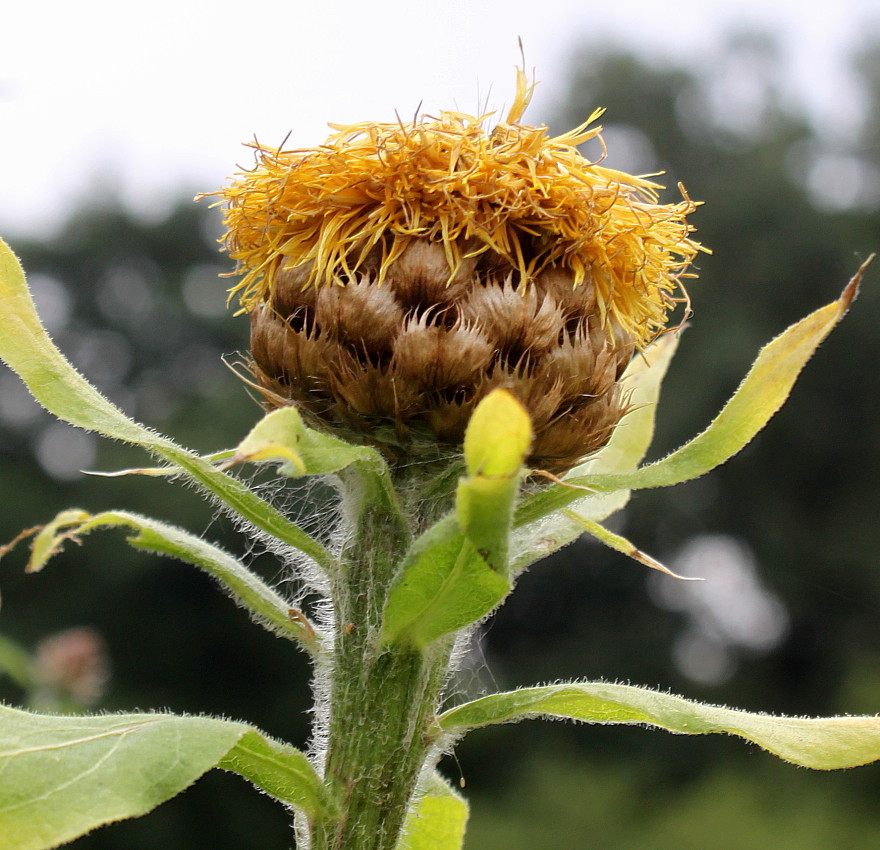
[464,389,532,478]
[840,253,875,313]
[631,548,700,581]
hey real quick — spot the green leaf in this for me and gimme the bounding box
[398,773,468,850]
[438,681,880,770]
[381,391,539,646]
[567,331,681,481]
[224,406,382,477]
[0,242,159,445]
[83,449,237,479]
[223,406,405,532]
[3,510,317,650]
[382,517,510,648]
[457,390,531,574]
[25,509,90,572]
[564,513,696,581]
[227,407,309,475]
[511,332,679,571]
[0,704,330,850]
[463,389,531,478]
[0,239,334,572]
[515,262,871,527]
[216,730,329,812]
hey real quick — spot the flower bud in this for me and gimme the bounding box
[213,73,702,473]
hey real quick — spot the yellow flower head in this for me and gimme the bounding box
[210,72,705,472]
[216,70,701,346]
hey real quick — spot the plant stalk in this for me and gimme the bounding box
[308,465,455,850]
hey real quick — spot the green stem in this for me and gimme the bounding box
[312,642,448,849]
[308,464,455,850]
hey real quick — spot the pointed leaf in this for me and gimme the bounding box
[382,517,510,648]
[509,491,631,576]
[85,450,238,478]
[226,407,309,475]
[565,512,697,581]
[0,704,329,850]
[398,773,468,850]
[516,262,871,526]
[438,681,880,770]
[511,332,679,571]
[26,509,90,571]
[457,390,531,574]
[0,242,159,445]
[0,239,334,572]
[1,510,316,650]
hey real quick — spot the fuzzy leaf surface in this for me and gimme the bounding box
[457,390,531,574]
[438,682,880,770]
[225,406,404,530]
[6,509,314,648]
[0,239,333,570]
[516,266,867,526]
[398,773,468,850]
[0,704,328,850]
[216,730,329,814]
[566,513,695,580]
[382,517,510,648]
[511,332,678,571]
[227,406,387,477]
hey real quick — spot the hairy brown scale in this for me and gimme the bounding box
[250,240,633,473]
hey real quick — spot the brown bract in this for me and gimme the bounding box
[249,243,632,473]
[214,72,703,473]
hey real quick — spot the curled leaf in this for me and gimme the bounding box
[2,510,317,650]
[463,389,531,479]
[516,259,873,526]
[0,239,334,571]
[438,681,880,770]
[457,391,532,574]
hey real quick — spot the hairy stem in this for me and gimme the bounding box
[308,464,454,850]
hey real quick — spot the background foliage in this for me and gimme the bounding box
[1,32,879,847]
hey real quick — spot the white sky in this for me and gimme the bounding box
[2,0,877,239]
